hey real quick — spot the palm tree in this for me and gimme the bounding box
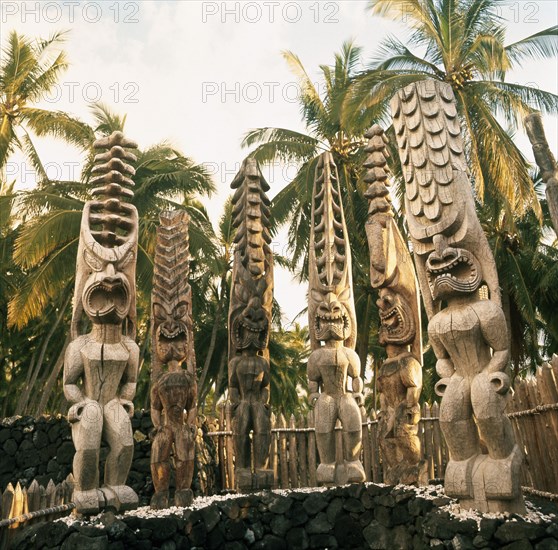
[194,198,234,409]
[347,0,558,214]
[242,42,380,371]
[480,175,558,377]
[269,323,310,417]
[0,30,91,173]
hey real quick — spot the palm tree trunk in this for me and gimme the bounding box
[18,293,71,415]
[357,293,372,373]
[33,333,70,416]
[198,275,227,399]
[210,351,227,415]
[14,349,38,416]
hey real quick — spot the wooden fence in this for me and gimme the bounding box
[210,402,449,491]
[508,361,558,494]
[0,476,74,531]
[209,361,558,494]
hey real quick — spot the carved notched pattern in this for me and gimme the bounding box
[364,125,422,357]
[309,152,357,350]
[391,81,466,236]
[229,158,274,358]
[151,210,195,377]
[71,131,139,340]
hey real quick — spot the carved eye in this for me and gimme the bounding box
[310,289,324,303]
[118,249,135,270]
[84,248,103,272]
[174,304,188,319]
[153,303,167,321]
[338,288,351,301]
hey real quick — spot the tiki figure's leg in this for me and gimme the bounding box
[471,372,524,508]
[378,405,398,484]
[394,403,421,464]
[102,399,138,511]
[439,374,480,498]
[339,394,365,482]
[173,424,195,507]
[70,400,103,514]
[314,394,338,484]
[232,401,252,470]
[150,425,173,509]
[252,402,271,470]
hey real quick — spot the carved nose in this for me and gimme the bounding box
[104,262,116,277]
[428,247,457,268]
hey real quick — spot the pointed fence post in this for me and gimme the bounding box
[225,402,235,490]
[278,414,289,488]
[297,416,308,487]
[369,410,380,482]
[307,410,317,487]
[270,413,278,488]
[218,405,226,491]
[288,415,299,489]
[362,415,372,482]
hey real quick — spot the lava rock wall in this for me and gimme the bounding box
[0,412,219,503]
[11,484,558,549]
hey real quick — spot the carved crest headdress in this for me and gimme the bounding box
[151,210,195,381]
[228,158,274,362]
[71,131,138,340]
[364,125,422,358]
[390,80,501,318]
[308,152,357,351]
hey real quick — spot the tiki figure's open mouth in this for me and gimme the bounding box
[84,276,130,323]
[315,299,350,342]
[426,247,482,299]
[233,297,269,350]
[156,323,188,363]
[378,290,415,346]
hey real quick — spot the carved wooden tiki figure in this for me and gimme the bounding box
[307,152,366,486]
[364,125,427,486]
[64,131,140,514]
[391,80,525,513]
[150,210,197,509]
[228,158,274,491]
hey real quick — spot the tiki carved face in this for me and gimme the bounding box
[232,296,269,352]
[311,288,352,343]
[377,288,416,347]
[426,246,482,300]
[153,297,191,365]
[81,240,134,325]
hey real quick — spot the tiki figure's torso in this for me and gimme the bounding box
[429,300,500,380]
[378,352,420,408]
[154,370,196,425]
[75,334,136,405]
[231,354,269,403]
[310,346,358,398]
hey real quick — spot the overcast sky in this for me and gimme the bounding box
[2,0,557,325]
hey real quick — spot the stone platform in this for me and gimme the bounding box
[9,483,558,549]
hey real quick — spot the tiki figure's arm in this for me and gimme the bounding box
[401,356,422,423]
[261,361,271,406]
[64,342,86,405]
[307,352,322,406]
[119,339,139,416]
[229,357,241,408]
[347,349,364,405]
[150,384,163,430]
[480,303,509,375]
[186,381,198,437]
[430,334,455,379]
